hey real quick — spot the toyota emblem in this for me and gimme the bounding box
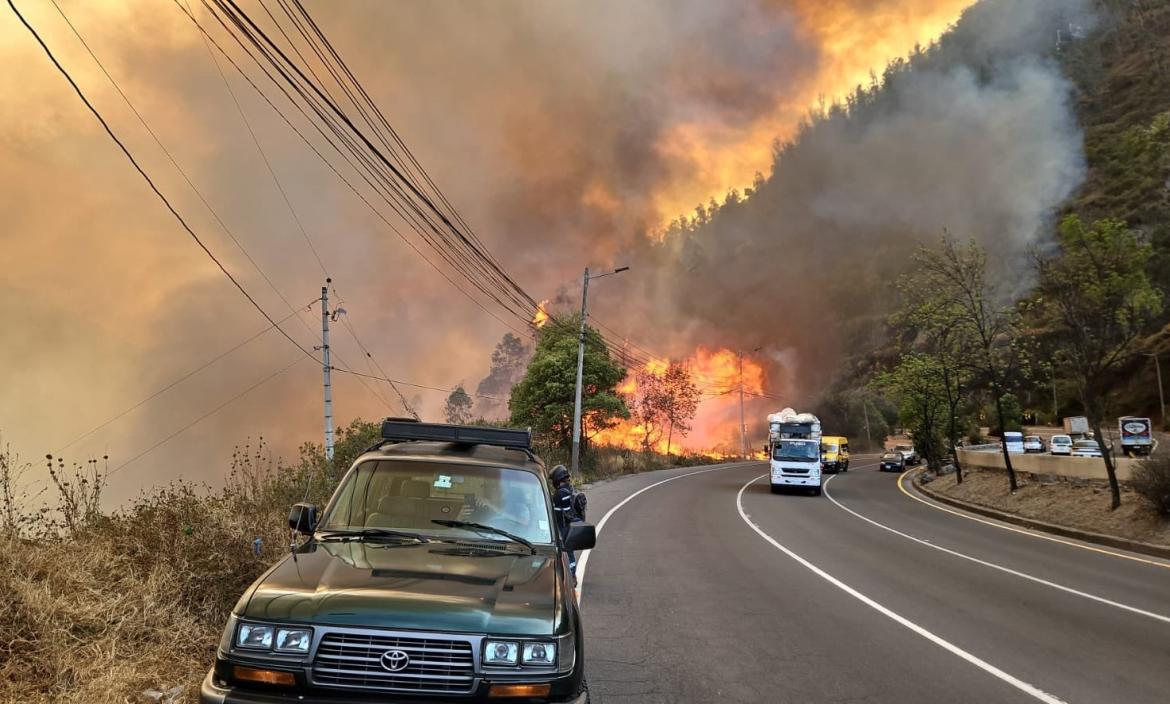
[381,649,410,672]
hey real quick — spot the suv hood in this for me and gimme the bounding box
[241,540,561,635]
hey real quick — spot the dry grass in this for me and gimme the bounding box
[926,468,1170,547]
[0,482,293,704]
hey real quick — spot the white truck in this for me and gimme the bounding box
[768,408,823,496]
[1119,416,1154,457]
[1062,416,1091,440]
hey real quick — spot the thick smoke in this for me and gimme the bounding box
[613,0,1094,419]
[3,0,1076,498]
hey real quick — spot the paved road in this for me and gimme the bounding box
[578,457,1170,703]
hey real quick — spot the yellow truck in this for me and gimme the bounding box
[820,435,850,473]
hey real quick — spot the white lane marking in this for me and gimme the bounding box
[823,475,1170,625]
[576,463,746,602]
[736,474,1069,704]
[897,471,1170,570]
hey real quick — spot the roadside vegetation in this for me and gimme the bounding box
[0,404,715,703]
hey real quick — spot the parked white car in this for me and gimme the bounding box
[1023,435,1045,453]
[1071,439,1103,457]
[1049,434,1073,455]
[1002,431,1025,454]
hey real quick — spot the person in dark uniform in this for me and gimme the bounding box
[548,464,580,576]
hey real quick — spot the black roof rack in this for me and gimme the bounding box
[374,420,538,462]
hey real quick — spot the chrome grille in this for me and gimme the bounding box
[312,632,475,694]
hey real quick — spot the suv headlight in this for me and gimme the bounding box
[484,640,519,665]
[522,642,556,665]
[235,622,313,654]
[275,628,312,654]
[238,623,274,649]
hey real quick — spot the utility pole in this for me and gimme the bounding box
[570,267,589,477]
[1051,366,1059,424]
[862,398,873,449]
[1151,352,1166,431]
[321,281,334,462]
[569,265,629,476]
[739,351,747,459]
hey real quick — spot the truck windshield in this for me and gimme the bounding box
[320,460,553,545]
[821,443,839,453]
[773,441,818,462]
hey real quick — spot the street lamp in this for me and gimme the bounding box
[570,266,630,476]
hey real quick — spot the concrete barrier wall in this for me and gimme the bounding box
[956,448,1138,482]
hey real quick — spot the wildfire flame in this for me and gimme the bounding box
[592,347,770,457]
[532,300,550,328]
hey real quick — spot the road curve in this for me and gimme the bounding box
[580,460,1170,704]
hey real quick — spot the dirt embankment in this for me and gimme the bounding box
[922,468,1170,548]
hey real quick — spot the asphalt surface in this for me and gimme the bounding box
[578,457,1170,703]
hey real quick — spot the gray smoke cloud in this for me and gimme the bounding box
[0,0,1096,498]
[610,0,1094,412]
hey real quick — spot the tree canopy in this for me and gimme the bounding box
[508,315,628,450]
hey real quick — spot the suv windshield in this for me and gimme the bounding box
[320,460,553,544]
[773,440,818,462]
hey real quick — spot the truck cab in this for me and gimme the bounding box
[767,409,823,496]
[820,436,849,473]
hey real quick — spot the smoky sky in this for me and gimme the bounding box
[1,0,993,501]
[609,0,1094,441]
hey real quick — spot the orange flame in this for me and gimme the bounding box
[593,347,770,457]
[532,300,550,328]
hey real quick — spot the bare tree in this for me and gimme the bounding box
[913,236,1022,491]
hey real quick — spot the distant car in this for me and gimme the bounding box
[1049,435,1073,455]
[879,452,907,472]
[1071,439,1103,457]
[1002,431,1025,454]
[1023,435,1045,453]
[892,444,919,465]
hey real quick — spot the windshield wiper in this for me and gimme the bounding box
[431,520,535,554]
[318,528,430,543]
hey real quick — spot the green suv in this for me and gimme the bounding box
[201,421,595,704]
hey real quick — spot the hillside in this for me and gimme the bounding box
[647,0,1170,435]
[1061,0,1170,418]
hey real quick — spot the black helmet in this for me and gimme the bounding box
[549,465,571,484]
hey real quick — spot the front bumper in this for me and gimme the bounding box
[202,669,587,704]
[771,474,821,486]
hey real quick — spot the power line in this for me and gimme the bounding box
[105,355,309,478]
[182,0,329,278]
[194,0,544,326]
[50,0,414,422]
[9,0,319,365]
[54,301,313,455]
[172,0,536,338]
[333,368,504,402]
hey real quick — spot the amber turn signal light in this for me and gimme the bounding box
[233,666,296,686]
[488,683,553,698]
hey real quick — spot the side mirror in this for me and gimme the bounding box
[564,523,596,551]
[289,503,318,535]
